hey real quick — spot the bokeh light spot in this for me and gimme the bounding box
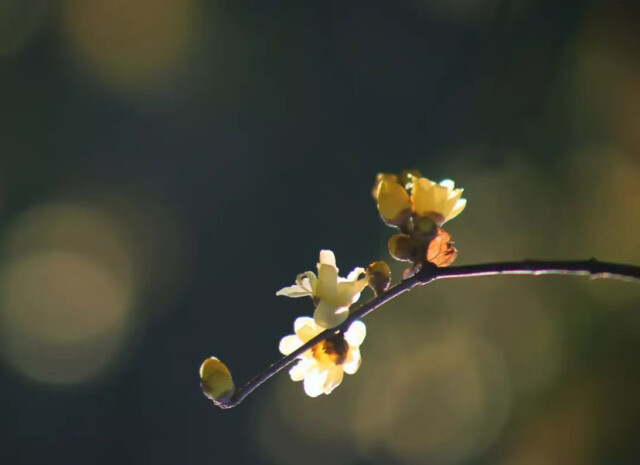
[59,0,202,93]
[0,202,138,385]
[0,251,133,384]
[353,329,511,465]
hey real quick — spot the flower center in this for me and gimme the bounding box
[311,333,349,365]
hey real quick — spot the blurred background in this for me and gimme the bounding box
[2,0,640,464]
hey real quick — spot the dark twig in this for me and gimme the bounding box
[213,258,640,408]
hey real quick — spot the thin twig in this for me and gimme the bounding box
[213,258,640,408]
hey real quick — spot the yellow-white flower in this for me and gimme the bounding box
[279,317,366,397]
[412,178,466,226]
[376,174,466,226]
[276,250,368,328]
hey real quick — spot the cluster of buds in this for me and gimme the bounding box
[373,170,466,270]
[201,170,466,402]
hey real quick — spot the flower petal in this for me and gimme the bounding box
[440,189,464,219]
[412,177,438,216]
[447,198,467,222]
[323,366,344,394]
[342,348,362,375]
[289,358,315,381]
[447,187,464,201]
[276,284,312,298]
[336,278,368,306]
[319,250,336,267]
[303,368,328,398]
[295,271,317,293]
[431,183,451,211]
[315,259,338,301]
[294,317,321,342]
[439,179,456,190]
[344,267,365,282]
[279,334,303,355]
[344,320,367,347]
[313,300,349,328]
[376,179,411,223]
[372,173,398,199]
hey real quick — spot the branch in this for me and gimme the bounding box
[422,258,640,283]
[212,258,640,408]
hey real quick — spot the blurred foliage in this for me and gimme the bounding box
[2,0,640,464]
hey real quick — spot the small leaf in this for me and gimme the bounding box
[426,227,457,267]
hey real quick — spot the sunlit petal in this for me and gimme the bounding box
[316,262,338,301]
[441,189,464,218]
[294,317,321,342]
[448,187,464,201]
[376,180,411,223]
[344,267,365,282]
[279,335,303,355]
[319,250,336,267]
[432,184,451,211]
[342,349,362,374]
[323,366,344,394]
[439,179,456,190]
[313,300,349,329]
[295,271,317,293]
[336,278,368,306]
[289,358,315,381]
[448,198,467,221]
[412,177,437,216]
[303,368,328,398]
[344,320,367,347]
[275,284,312,298]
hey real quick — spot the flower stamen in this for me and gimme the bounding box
[311,332,349,365]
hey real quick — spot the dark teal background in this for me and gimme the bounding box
[3,1,640,464]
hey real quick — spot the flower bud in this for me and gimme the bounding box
[388,234,418,262]
[200,357,235,405]
[366,260,391,295]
